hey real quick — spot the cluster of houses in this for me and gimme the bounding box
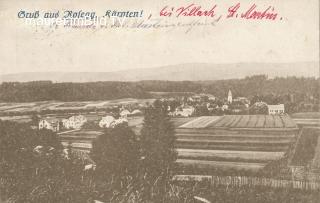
[38,108,142,132]
[169,105,195,117]
[62,115,87,129]
[166,90,285,117]
[38,90,287,131]
[38,118,61,132]
[99,116,128,128]
[39,115,88,132]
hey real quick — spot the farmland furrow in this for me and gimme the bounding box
[175,143,289,152]
[177,149,284,161]
[176,159,266,171]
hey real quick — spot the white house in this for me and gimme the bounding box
[222,104,229,111]
[268,104,285,115]
[39,118,60,132]
[112,117,128,127]
[62,115,87,129]
[99,116,128,128]
[99,116,115,128]
[175,106,195,117]
[233,97,250,104]
[208,96,216,101]
[120,109,131,118]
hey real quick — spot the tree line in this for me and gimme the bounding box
[0,75,318,103]
[0,81,149,102]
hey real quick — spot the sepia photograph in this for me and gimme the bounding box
[0,0,319,202]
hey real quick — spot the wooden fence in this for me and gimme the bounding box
[173,175,320,190]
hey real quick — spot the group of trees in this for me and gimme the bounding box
[141,76,319,100]
[0,121,91,202]
[89,100,177,202]
[0,76,318,104]
[0,81,148,102]
[0,100,178,202]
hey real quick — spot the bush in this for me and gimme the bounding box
[91,124,139,181]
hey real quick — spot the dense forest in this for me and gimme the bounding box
[0,81,148,102]
[141,75,319,99]
[0,75,318,102]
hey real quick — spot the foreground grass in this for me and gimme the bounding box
[169,181,320,203]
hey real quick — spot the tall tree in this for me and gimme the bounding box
[140,100,177,179]
[91,123,139,181]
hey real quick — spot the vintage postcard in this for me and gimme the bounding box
[0,0,319,202]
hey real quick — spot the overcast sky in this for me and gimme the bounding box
[0,0,319,75]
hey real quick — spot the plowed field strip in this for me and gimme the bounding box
[235,115,250,127]
[216,115,235,127]
[176,159,266,170]
[274,115,284,128]
[247,115,257,128]
[176,138,292,144]
[62,142,92,149]
[175,143,288,151]
[265,115,275,128]
[176,135,294,142]
[175,133,296,138]
[281,115,297,128]
[229,115,243,127]
[177,149,284,160]
[224,115,239,127]
[255,115,265,128]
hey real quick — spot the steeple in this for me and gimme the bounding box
[227,90,232,103]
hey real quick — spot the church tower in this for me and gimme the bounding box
[227,90,232,103]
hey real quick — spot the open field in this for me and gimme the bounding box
[291,112,320,127]
[62,142,92,149]
[210,115,297,128]
[312,130,320,169]
[293,118,320,127]
[175,133,296,139]
[0,115,32,123]
[173,175,320,190]
[175,115,298,173]
[0,98,155,114]
[176,115,298,129]
[291,112,320,119]
[148,91,195,98]
[13,115,297,174]
[177,149,284,161]
[60,129,103,149]
[170,117,195,127]
[176,139,293,145]
[176,159,265,171]
[175,143,289,152]
[179,116,221,128]
[291,128,320,168]
[176,127,299,135]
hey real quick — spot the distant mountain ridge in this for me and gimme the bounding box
[0,62,318,82]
